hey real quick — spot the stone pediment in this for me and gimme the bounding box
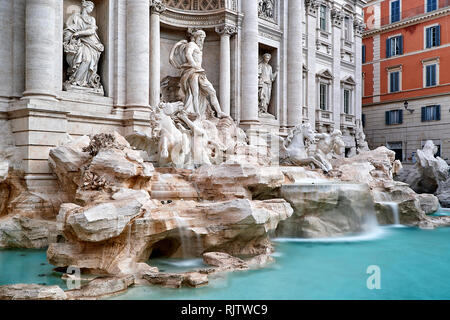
[316,69,334,80]
[341,75,356,86]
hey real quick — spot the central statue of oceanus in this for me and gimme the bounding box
[169,29,227,119]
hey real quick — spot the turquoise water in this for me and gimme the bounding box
[112,227,450,300]
[0,249,66,288]
[1,227,450,299]
[430,208,450,217]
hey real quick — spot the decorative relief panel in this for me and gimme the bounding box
[258,0,277,23]
[163,0,236,11]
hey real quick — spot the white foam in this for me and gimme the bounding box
[273,227,388,243]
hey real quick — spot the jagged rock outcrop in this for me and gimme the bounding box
[0,284,67,300]
[331,147,434,225]
[275,183,378,238]
[48,197,292,275]
[396,141,450,207]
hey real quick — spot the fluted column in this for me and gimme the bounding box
[23,0,57,100]
[286,0,304,127]
[306,0,319,129]
[216,25,237,116]
[354,19,365,128]
[240,0,259,125]
[0,0,13,99]
[149,0,165,107]
[126,0,150,108]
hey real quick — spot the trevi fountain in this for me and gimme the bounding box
[0,0,449,300]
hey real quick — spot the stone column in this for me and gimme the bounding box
[149,0,166,107]
[126,0,150,108]
[331,9,344,131]
[23,0,57,100]
[240,0,259,126]
[306,0,319,129]
[0,0,13,100]
[354,19,365,128]
[216,25,237,116]
[286,0,303,127]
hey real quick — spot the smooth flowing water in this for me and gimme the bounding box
[1,227,450,299]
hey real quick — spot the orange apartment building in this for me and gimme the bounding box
[362,0,450,162]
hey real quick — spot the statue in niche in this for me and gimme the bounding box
[258,53,277,117]
[169,29,227,119]
[63,0,104,95]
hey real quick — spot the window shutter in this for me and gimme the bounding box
[386,39,391,58]
[399,36,403,54]
[362,45,366,63]
[399,109,403,124]
[430,65,436,86]
[436,105,441,120]
[421,107,426,122]
[426,28,431,48]
[426,66,431,87]
[436,25,441,46]
[385,111,390,125]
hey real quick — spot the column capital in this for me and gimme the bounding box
[305,0,320,17]
[353,19,366,37]
[150,0,166,15]
[215,24,238,36]
[331,8,344,28]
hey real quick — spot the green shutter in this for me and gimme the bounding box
[421,107,426,122]
[386,111,390,125]
[399,109,403,124]
[436,105,441,120]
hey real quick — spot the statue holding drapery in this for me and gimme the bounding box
[63,0,104,95]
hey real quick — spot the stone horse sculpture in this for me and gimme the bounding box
[126,103,190,168]
[280,123,332,172]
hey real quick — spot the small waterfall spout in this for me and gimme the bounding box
[379,201,401,226]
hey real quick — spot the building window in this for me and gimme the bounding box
[387,141,403,161]
[343,89,351,114]
[319,83,329,110]
[385,109,403,125]
[362,114,366,128]
[426,0,438,12]
[362,45,366,63]
[390,0,401,23]
[320,5,327,31]
[344,17,351,41]
[425,25,441,48]
[421,105,441,122]
[425,64,437,87]
[386,35,403,58]
[389,71,400,93]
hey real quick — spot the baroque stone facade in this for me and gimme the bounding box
[0,0,365,190]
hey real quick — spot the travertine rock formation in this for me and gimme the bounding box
[396,140,449,195]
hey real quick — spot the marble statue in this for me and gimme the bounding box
[355,127,370,154]
[280,123,330,172]
[280,125,346,172]
[169,29,227,119]
[258,53,277,116]
[126,103,190,168]
[63,0,104,95]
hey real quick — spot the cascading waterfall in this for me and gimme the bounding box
[274,180,383,240]
[379,201,401,225]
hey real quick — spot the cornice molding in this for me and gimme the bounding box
[363,7,450,37]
